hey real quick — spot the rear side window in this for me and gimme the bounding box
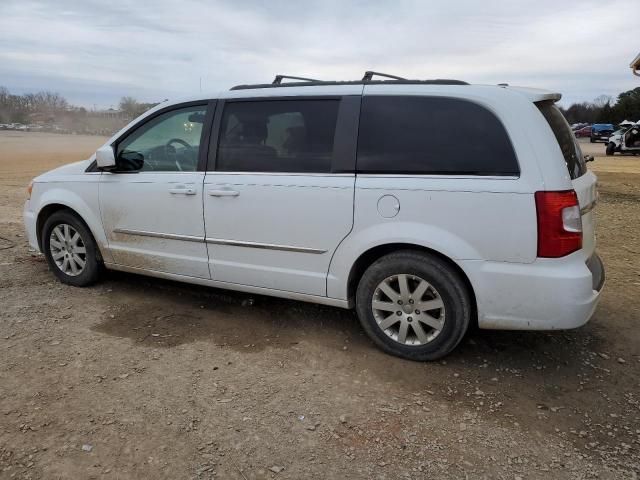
[216,100,339,173]
[536,101,586,179]
[357,96,519,175]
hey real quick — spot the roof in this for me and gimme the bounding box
[227,73,561,102]
[131,74,564,111]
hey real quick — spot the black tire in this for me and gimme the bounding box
[589,137,595,143]
[606,143,615,156]
[355,250,471,361]
[41,210,102,287]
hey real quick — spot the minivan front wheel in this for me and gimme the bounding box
[42,210,101,287]
[356,251,471,361]
[605,143,615,156]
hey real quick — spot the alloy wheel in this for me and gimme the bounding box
[49,223,87,276]
[371,274,445,346]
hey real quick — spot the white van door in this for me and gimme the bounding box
[100,103,213,278]
[203,94,360,296]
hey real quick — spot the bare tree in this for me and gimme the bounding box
[119,96,158,118]
[593,95,613,108]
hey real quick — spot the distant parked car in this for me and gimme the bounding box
[575,125,592,138]
[606,125,640,156]
[590,124,614,143]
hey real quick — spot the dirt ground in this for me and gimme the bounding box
[0,131,638,479]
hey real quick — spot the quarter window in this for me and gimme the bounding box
[116,105,207,172]
[536,101,586,179]
[357,96,519,175]
[215,100,340,173]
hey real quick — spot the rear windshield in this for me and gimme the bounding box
[537,101,586,179]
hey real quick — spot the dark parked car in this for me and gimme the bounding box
[590,124,614,143]
[575,125,592,138]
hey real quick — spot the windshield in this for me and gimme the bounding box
[593,124,614,132]
[537,101,587,179]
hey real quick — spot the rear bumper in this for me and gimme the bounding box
[586,253,605,291]
[23,200,40,252]
[462,251,605,330]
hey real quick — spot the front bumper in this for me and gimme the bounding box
[462,251,605,330]
[23,200,40,252]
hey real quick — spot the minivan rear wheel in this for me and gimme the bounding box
[42,210,102,287]
[356,251,471,361]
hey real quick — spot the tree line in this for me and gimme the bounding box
[0,86,158,124]
[0,87,69,123]
[559,87,640,125]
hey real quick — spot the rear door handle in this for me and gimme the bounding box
[208,189,240,197]
[169,187,197,195]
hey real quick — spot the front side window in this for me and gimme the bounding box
[116,105,207,172]
[215,100,340,173]
[357,96,519,176]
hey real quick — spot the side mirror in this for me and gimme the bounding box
[96,145,116,170]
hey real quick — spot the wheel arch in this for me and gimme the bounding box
[345,243,477,328]
[36,203,105,262]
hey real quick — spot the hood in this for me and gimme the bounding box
[34,158,94,182]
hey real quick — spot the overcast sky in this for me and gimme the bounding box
[1,0,638,109]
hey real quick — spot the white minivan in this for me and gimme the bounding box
[23,72,604,360]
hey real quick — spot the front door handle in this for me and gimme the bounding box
[169,187,197,195]
[208,189,240,197]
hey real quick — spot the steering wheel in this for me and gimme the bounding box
[165,138,193,171]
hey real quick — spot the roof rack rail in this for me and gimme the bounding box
[362,71,406,81]
[272,75,322,85]
[230,73,469,90]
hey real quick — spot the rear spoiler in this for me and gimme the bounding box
[501,86,562,103]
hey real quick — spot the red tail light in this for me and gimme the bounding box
[535,190,582,258]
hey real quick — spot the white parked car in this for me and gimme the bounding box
[23,72,605,360]
[606,125,640,156]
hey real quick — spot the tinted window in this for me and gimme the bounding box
[537,102,586,179]
[357,96,519,175]
[216,100,339,173]
[116,105,207,172]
